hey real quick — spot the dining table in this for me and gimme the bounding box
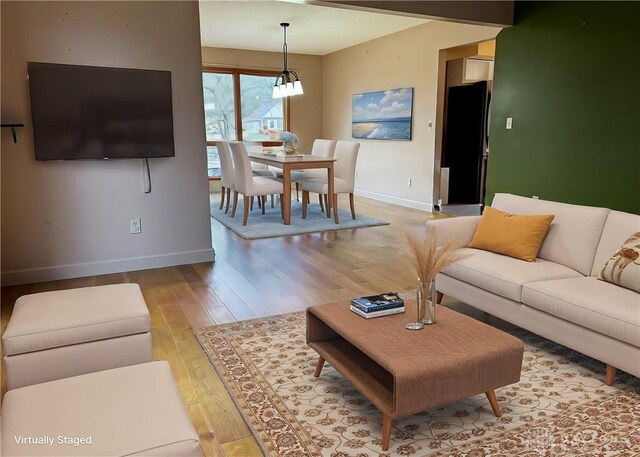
[248,151,336,225]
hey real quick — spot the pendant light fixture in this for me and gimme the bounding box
[272,22,303,99]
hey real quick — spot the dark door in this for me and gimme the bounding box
[442,81,488,204]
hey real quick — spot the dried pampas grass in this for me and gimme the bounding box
[404,225,468,284]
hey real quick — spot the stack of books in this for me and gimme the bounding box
[350,293,405,319]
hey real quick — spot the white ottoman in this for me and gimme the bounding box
[1,361,200,456]
[2,283,152,389]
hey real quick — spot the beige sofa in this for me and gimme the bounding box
[429,193,640,384]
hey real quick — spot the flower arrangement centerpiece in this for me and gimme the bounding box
[279,131,299,154]
[403,225,468,330]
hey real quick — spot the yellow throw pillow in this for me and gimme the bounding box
[598,232,640,293]
[469,207,555,262]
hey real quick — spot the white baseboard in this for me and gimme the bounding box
[354,189,434,212]
[1,248,215,286]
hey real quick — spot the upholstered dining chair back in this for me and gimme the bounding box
[244,141,274,175]
[229,142,256,196]
[334,141,360,189]
[217,141,234,189]
[243,141,262,154]
[311,139,337,158]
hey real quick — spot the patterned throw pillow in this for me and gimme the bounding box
[599,231,640,293]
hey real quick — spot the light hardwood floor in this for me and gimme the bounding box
[1,195,447,457]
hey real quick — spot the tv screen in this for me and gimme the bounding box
[28,62,175,160]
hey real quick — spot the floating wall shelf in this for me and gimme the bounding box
[1,123,24,143]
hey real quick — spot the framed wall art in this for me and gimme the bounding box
[352,87,413,141]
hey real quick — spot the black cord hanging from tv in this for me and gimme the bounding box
[144,158,152,194]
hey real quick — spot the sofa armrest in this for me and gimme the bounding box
[426,216,481,246]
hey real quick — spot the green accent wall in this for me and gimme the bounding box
[486,1,640,214]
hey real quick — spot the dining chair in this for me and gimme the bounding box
[245,141,277,209]
[229,142,284,226]
[301,140,360,224]
[217,141,234,214]
[289,139,337,201]
[244,141,276,178]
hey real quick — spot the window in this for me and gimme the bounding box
[206,145,220,179]
[203,72,236,141]
[240,74,284,141]
[202,68,288,178]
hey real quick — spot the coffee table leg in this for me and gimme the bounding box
[382,414,392,451]
[485,390,502,417]
[314,356,325,377]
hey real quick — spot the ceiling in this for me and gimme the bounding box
[199,1,429,56]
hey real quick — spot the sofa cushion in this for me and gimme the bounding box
[599,231,640,293]
[469,206,554,261]
[491,193,610,276]
[522,277,640,347]
[591,210,640,276]
[442,248,582,302]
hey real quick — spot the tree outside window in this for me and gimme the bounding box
[203,72,235,141]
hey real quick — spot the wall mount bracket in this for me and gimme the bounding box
[1,124,24,143]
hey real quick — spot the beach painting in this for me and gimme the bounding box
[352,87,413,140]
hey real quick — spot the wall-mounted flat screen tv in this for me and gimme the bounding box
[28,62,175,160]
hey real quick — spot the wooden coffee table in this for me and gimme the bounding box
[306,300,524,451]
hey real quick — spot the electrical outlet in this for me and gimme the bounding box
[130,218,142,234]
[407,178,412,187]
[532,195,539,200]
[506,117,513,129]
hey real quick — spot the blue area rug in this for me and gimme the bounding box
[210,198,389,239]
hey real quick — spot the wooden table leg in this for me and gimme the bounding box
[381,414,392,451]
[314,356,325,377]
[485,390,502,417]
[605,364,617,386]
[283,165,292,225]
[326,163,334,220]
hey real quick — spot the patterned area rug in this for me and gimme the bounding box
[210,199,389,240]
[197,312,640,457]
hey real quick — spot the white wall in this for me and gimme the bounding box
[1,1,213,285]
[322,21,500,210]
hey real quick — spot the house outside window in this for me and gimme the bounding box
[242,100,284,140]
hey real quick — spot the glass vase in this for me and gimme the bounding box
[405,278,426,330]
[405,278,437,331]
[421,278,437,325]
[284,139,298,154]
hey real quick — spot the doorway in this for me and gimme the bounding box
[434,40,495,216]
[443,80,489,207]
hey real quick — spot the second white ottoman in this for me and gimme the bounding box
[1,361,200,456]
[2,283,152,389]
